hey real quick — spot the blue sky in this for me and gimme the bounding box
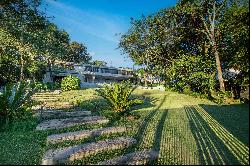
[42,0,177,68]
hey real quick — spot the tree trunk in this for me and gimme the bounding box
[214,46,225,92]
[19,54,24,81]
[144,73,147,87]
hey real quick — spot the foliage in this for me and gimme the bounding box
[119,0,249,95]
[0,81,36,126]
[34,81,60,91]
[62,41,91,63]
[90,60,107,66]
[0,0,89,86]
[165,55,215,98]
[61,75,80,91]
[219,1,249,86]
[95,81,143,114]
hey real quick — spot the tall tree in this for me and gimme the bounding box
[90,60,107,66]
[219,0,249,86]
[0,0,71,85]
[63,41,91,63]
[0,0,44,81]
[178,0,230,91]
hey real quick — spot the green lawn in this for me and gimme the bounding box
[0,89,249,165]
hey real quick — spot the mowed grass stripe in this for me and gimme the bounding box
[138,110,165,150]
[157,106,198,164]
[194,106,249,165]
[186,107,229,165]
[134,95,168,150]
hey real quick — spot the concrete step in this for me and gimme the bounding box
[33,94,60,96]
[33,97,60,99]
[47,126,128,144]
[36,116,109,130]
[33,98,59,102]
[35,90,61,95]
[32,97,59,100]
[42,102,74,109]
[32,94,60,97]
[97,150,158,165]
[34,110,91,119]
[41,137,137,165]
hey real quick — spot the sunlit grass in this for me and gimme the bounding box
[193,105,249,165]
[0,88,248,165]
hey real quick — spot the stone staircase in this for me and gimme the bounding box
[98,150,158,165]
[32,90,61,102]
[34,110,92,119]
[41,137,137,165]
[32,91,75,110]
[36,116,109,130]
[47,126,128,144]
[36,92,158,165]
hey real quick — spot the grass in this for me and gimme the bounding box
[0,89,248,165]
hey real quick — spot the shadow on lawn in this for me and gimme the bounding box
[185,106,242,165]
[126,94,169,163]
[199,103,249,146]
[134,94,168,144]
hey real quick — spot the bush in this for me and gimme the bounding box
[95,81,143,114]
[0,81,36,127]
[34,81,61,91]
[165,55,216,97]
[61,75,80,91]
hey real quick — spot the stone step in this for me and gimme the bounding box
[44,102,71,105]
[41,137,137,165]
[33,94,60,96]
[97,150,158,165]
[42,102,74,109]
[32,98,59,100]
[35,90,61,95]
[33,98,59,102]
[47,126,128,144]
[33,95,60,97]
[36,116,109,130]
[34,110,92,119]
[32,96,59,98]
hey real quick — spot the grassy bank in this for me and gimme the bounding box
[0,89,248,165]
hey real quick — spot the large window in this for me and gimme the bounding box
[84,66,92,71]
[93,67,99,72]
[110,69,118,74]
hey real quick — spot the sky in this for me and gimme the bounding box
[41,0,177,68]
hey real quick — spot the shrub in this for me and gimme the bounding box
[35,81,61,91]
[0,81,36,126]
[95,81,143,114]
[61,75,80,91]
[165,55,216,97]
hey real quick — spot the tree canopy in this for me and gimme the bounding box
[0,0,90,85]
[119,0,249,97]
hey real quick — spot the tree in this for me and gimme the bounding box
[120,0,248,94]
[0,0,45,81]
[62,41,91,63]
[90,60,107,66]
[0,0,72,85]
[182,0,228,91]
[119,7,206,77]
[219,1,249,86]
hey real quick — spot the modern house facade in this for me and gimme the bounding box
[43,63,134,88]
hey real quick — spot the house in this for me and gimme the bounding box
[43,63,134,88]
